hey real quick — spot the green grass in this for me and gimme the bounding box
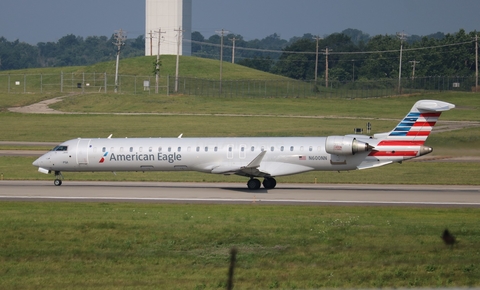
[46,91,480,120]
[1,202,479,289]
[2,156,479,185]
[1,91,480,184]
[2,58,480,290]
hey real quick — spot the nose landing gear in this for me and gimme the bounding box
[54,171,63,186]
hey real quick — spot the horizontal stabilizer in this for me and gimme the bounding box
[357,161,393,170]
[415,100,455,112]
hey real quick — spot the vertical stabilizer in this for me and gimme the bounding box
[369,100,455,161]
[376,100,455,146]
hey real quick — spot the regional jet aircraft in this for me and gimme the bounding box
[33,100,454,189]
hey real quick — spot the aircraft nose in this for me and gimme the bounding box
[32,157,41,167]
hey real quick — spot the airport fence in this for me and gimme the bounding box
[0,72,477,98]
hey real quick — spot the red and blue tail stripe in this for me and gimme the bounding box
[370,110,443,158]
[378,112,441,146]
[358,100,454,168]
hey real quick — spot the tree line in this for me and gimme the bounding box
[0,34,145,70]
[1,29,478,82]
[193,29,479,82]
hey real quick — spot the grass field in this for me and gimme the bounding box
[1,156,480,185]
[1,91,480,184]
[1,61,480,289]
[1,202,479,289]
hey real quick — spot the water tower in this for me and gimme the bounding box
[145,0,192,56]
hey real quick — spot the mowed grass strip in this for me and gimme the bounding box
[1,156,480,185]
[0,202,479,289]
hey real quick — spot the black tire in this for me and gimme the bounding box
[54,179,62,186]
[262,177,277,189]
[247,178,261,190]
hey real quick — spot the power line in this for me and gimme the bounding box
[187,39,475,56]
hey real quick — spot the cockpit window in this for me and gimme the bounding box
[52,145,68,151]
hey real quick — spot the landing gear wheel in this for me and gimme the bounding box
[54,171,63,186]
[247,178,261,190]
[262,177,277,189]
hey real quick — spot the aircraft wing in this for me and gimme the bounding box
[210,151,314,177]
[210,151,270,177]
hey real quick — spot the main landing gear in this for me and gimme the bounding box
[247,177,277,190]
[54,171,63,186]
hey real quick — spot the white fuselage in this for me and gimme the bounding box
[33,136,373,177]
[31,99,456,189]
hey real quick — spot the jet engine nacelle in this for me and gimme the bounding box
[325,136,373,156]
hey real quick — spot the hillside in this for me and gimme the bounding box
[1,55,291,81]
[78,55,290,81]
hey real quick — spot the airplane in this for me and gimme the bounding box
[32,99,455,190]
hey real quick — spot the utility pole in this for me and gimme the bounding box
[313,35,322,83]
[409,60,420,79]
[148,30,154,56]
[352,60,355,82]
[476,34,478,93]
[229,37,237,64]
[397,31,407,94]
[216,29,229,94]
[322,47,332,88]
[155,28,165,94]
[174,27,184,93]
[113,29,127,93]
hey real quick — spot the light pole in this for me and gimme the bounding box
[397,31,407,94]
[215,29,229,94]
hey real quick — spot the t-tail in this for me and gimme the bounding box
[367,100,455,164]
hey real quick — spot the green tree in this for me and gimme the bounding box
[272,38,315,79]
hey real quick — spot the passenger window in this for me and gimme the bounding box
[214,146,218,152]
[139,147,143,152]
[241,147,245,152]
[300,146,304,151]
[251,146,255,151]
[205,147,208,152]
[261,146,265,151]
[177,147,181,152]
[281,146,284,151]
[168,147,172,152]
[102,147,106,153]
[271,146,274,151]
[290,146,294,151]
[196,147,200,152]
[130,147,133,152]
[149,147,152,152]
[309,146,313,152]
[158,147,162,152]
[229,147,232,152]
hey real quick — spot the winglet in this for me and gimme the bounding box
[244,150,266,169]
[210,151,268,176]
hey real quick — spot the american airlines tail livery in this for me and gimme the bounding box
[33,100,454,189]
